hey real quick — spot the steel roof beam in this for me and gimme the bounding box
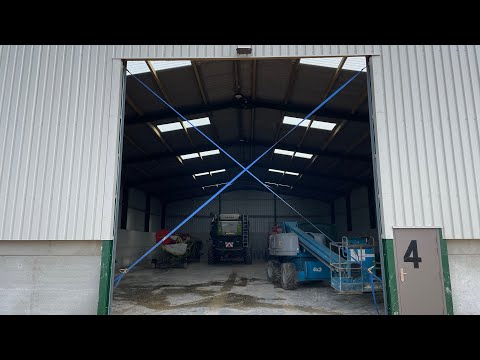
[298,57,347,147]
[145,60,193,150]
[123,139,371,165]
[126,164,369,187]
[191,61,221,143]
[124,98,369,126]
[123,97,171,170]
[158,183,340,203]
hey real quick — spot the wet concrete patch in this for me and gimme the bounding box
[112,261,378,315]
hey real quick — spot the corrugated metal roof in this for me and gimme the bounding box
[255,59,293,102]
[325,121,370,153]
[197,60,235,103]
[155,66,203,108]
[123,56,371,207]
[125,73,168,113]
[300,56,367,72]
[126,60,192,75]
[125,124,169,153]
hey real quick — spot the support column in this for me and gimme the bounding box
[273,194,277,225]
[330,201,335,224]
[368,183,377,229]
[346,192,352,231]
[144,194,151,232]
[161,202,167,229]
[120,187,128,229]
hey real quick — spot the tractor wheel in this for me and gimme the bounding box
[207,245,217,265]
[281,262,298,290]
[266,260,281,283]
[244,247,252,265]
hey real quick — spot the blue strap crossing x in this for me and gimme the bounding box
[114,65,365,287]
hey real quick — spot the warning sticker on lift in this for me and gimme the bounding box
[350,249,375,262]
[225,242,234,248]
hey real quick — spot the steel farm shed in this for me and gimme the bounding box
[0,45,479,315]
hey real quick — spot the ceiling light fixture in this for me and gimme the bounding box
[236,45,252,55]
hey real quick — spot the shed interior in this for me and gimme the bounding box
[112,56,383,315]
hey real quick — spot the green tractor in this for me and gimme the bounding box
[207,213,252,265]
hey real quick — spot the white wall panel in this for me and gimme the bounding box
[446,239,480,314]
[0,240,101,314]
[0,45,123,240]
[369,45,480,239]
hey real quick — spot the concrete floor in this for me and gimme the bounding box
[112,260,382,315]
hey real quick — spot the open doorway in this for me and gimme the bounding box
[111,56,384,315]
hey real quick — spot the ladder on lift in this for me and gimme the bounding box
[242,215,249,247]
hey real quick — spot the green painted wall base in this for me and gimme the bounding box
[438,230,454,314]
[97,240,113,315]
[382,239,399,315]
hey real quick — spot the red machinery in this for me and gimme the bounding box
[155,229,175,245]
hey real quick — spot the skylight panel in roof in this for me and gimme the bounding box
[157,122,183,132]
[283,116,335,131]
[265,181,292,189]
[193,169,226,179]
[274,149,295,156]
[180,149,220,161]
[183,117,211,129]
[294,151,313,159]
[300,57,343,69]
[283,116,308,127]
[202,182,227,190]
[200,149,220,157]
[151,60,192,71]
[274,148,314,159]
[157,117,211,133]
[300,56,366,72]
[310,120,336,131]
[180,152,200,160]
[126,61,150,75]
[268,169,299,176]
[343,57,367,72]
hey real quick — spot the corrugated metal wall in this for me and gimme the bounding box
[120,188,163,232]
[334,186,378,241]
[111,45,380,60]
[165,190,331,259]
[115,229,156,270]
[369,45,480,239]
[165,190,331,230]
[0,45,123,240]
[1,45,478,242]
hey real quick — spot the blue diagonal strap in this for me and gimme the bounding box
[114,66,364,287]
